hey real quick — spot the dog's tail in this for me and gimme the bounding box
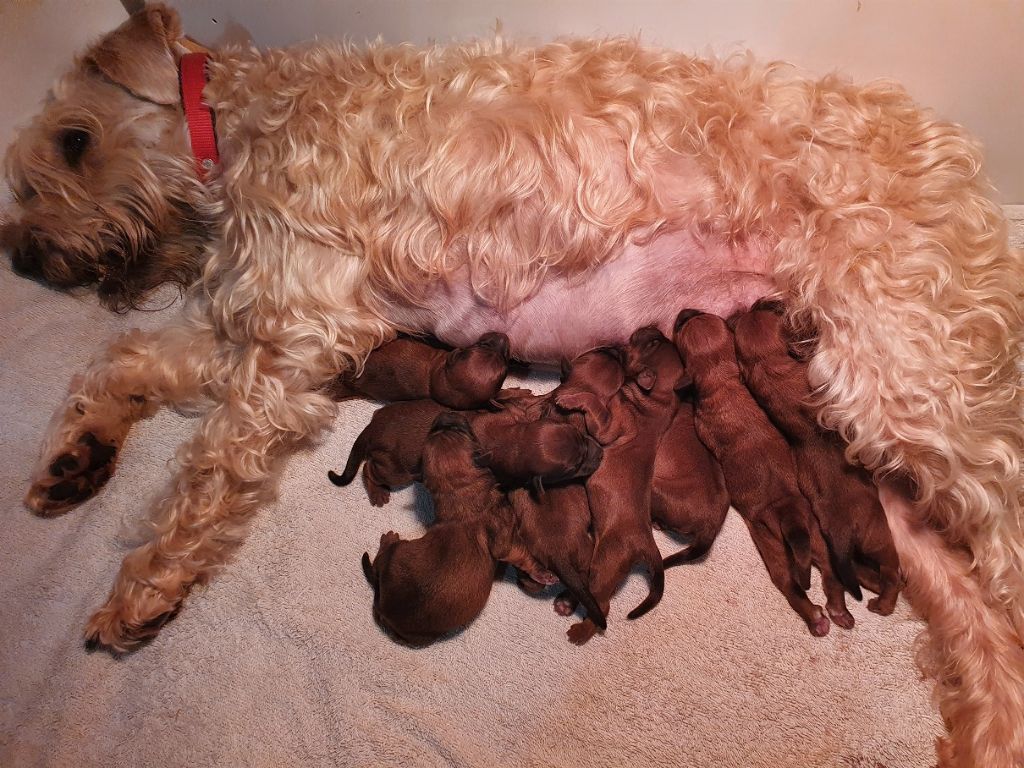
[663,538,714,569]
[627,547,666,620]
[556,566,607,630]
[328,428,370,487]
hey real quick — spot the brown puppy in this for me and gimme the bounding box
[554,331,688,644]
[653,398,731,567]
[362,414,604,644]
[509,484,604,625]
[674,310,826,636]
[329,400,446,506]
[333,332,512,409]
[330,394,602,505]
[732,304,903,616]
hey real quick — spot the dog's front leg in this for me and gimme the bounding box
[82,342,339,652]
[26,317,218,515]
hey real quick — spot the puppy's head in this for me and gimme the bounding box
[362,525,495,647]
[672,309,734,367]
[1,5,213,309]
[730,308,792,363]
[624,326,692,397]
[430,332,511,409]
[559,346,625,396]
[479,422,603,490]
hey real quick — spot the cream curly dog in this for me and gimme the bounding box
[3,6,1022,765]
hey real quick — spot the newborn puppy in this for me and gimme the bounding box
[554,331,689,644]
[328,400,446,506]
[509,484,606,628]
[653,398,731,566]
[674,310,826,636]
[362,413,602,646]
[362,526,496,647]
[731,304,903,616]
[333,332,511,409]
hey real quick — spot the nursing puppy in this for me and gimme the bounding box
[653,398,731,567]
[731,304,903,615]
[673,310,830,636]
[330,395,602,506]
[332,332,512,409]
[554,330,688,644]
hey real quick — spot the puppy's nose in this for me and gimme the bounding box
[477,332,511,358]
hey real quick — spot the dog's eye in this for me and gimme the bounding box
[58,128,90,168]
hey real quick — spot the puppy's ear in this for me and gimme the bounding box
[636,367,657,393]
[86,5,183,106]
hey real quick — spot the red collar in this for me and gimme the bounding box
[178,52,220,181]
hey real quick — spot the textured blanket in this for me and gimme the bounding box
[1,212,1020,767]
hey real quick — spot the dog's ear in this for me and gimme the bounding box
[86,4,183,106]
[635,367,657,392]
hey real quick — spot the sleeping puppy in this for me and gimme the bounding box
[731,303,903,616]
[330,394,602,506]
[553,330,689,644]
[329,400,446,506]
[362,414,604,645]
[509,484,606,628]
[673,310,828,636]
[653,397,731,567]
[332,332,512,409]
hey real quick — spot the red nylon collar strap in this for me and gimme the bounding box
[178,52,219,181]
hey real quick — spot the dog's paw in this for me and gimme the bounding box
[26,431,120,515]
[84,586,180,654]
[553,390,589,413]
[567,619,599,645]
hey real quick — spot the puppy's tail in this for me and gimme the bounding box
[663,537,714,569]
[627,548,665,620]
[328,429,369,487]
[557,568,607,630]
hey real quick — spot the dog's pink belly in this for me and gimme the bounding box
[395,230,774,362]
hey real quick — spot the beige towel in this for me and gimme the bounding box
[11,215,1021,766]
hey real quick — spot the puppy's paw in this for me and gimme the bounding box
[867,596,896,616]
[26,431,120,515]
[805,607,831,637]
[553,390,589,413]
[554,592,579,617]
[567,619,599,645]
[366,484,391,507]
[826,605,855,630]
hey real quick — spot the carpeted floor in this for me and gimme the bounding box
[2,211,1019,766]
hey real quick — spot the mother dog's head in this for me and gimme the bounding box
[1,5,213,310]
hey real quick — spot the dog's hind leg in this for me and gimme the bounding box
[25,318,218,515]
[880,483,1024,768]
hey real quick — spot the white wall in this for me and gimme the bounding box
[1,2,1021,202]
[174,0,1024,203]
